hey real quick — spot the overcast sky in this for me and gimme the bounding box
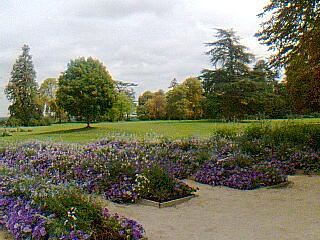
[0,0,270,117]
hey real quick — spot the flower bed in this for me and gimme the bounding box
[1,135,319,239]
[0,171,145,240]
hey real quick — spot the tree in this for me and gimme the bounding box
[256,0,319,67]
[182,78,205,119]
[114,80,137,99]
[166,85,189,120]
[256,1,320,113]
[285,26,320,113]
[5,44,42,126]
[201,29,256,119]
[39,78,58,117]
[106,92,135,121]
[169,78,178,89]
[144,90,167,120]
[137,91,153,120]
[56,57,116,127]
[204,28,254,78]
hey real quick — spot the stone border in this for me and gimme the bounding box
[137,194,196,208]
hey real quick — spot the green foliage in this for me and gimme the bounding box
[4,45,42,126]
[240,122,320,152]
[42,190,104,236]
[285,26,320,114]
[136,91,153,120]
[138,78,205,120]
[220,154,256,169]
[166,85,189,120]
[137,90,167,120]
[201,29,289,120]
[139,167,196,202]
[56,57,116,127]
[257,1,320,114]
[39,78,67,122]
[0,129,12,137]
[103,92,135,121]
[182,78,205,119]
[205,28,254,76]
[256,0,319,67]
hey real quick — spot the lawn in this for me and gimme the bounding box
[1,118,320,145]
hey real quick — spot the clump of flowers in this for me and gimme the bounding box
[0,170,145,240]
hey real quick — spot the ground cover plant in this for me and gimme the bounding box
[0,169,145,240]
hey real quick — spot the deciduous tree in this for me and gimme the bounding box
[56,57,116,127]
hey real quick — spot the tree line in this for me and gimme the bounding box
[137,0,320,120]
[137,29,289,121]
[4,45,135,127]
[3,0,319,126]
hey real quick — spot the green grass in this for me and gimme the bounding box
[1,118,320,145]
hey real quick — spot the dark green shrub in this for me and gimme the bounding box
[5,117,22,127]
[139,167,196,202]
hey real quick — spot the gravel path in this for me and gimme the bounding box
[107,175,320,240]
[1,175,320,240]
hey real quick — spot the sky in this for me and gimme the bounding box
[0,0,271,117]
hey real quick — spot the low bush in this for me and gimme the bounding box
[138,167,196,202]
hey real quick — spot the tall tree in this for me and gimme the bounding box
[56,57,116,127]
[182,78,205,119]
[166,85,189,120]
[137,91,153,120]
[201,29,255,119]
[169,78,178,89]
[5,44,41,126]
[106,92,135,121]
[256,1,320,113]
[144,90,167,120]
[204,28,254,78]
[256,0,319,67]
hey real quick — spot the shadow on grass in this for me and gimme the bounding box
[151,120,253,124]
[33,127,97,136]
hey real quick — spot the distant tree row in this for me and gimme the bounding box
[137,77,205,120]
[137,29,289,121]
[4,45,135,127]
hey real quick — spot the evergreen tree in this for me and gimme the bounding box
[5,44,41,126]
[169,78,178,89]
[204,28,254,78]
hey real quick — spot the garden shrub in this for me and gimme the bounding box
[139,167,196,202]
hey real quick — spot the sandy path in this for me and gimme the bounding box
[106,175,320,240]
[1,175,320,240]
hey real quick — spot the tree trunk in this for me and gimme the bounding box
[86,115,90,128]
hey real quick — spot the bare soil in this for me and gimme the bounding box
[1,175,320,240]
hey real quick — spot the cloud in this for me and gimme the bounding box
[0,0,270,117]
[72,0,181,19]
